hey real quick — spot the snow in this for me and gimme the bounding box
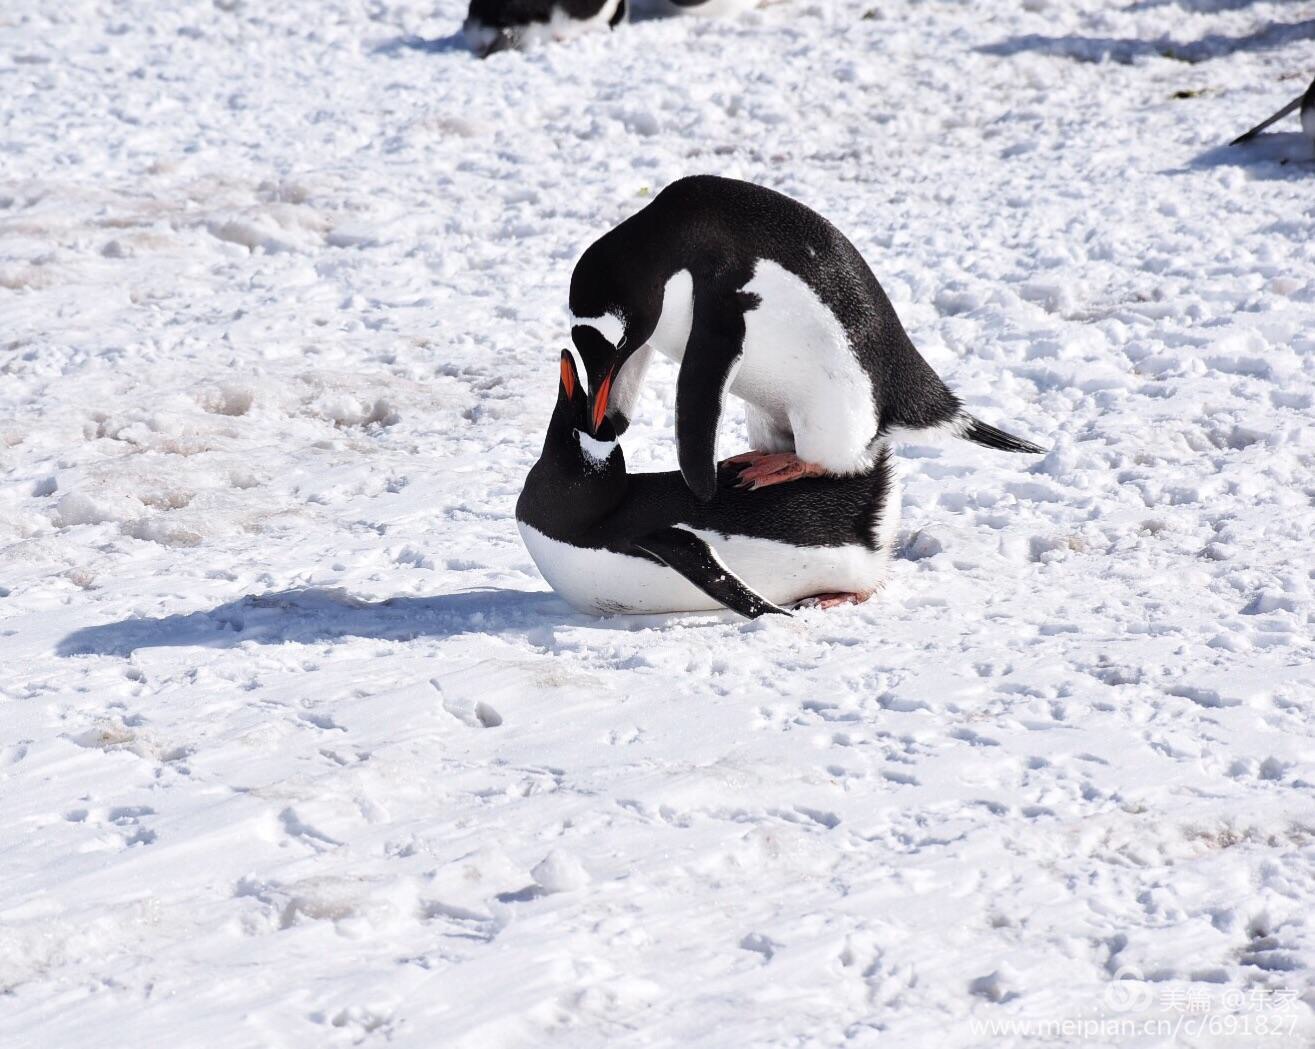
[2,0,1315,1046]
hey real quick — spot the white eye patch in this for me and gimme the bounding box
[568,310,626,350]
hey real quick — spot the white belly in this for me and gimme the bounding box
[649,260,879,475]
[647,269,695,361]
[518,520,893,616]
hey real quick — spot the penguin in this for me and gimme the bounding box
[515,351,900,618]
[463,0,627,57]
[567,175,1045,503]
[1230,75,1315,152]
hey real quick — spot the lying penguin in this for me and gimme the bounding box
[463,0,627,57]
[516,351,899,618]
[1230,75,1315,151]
[568,175,1045,501]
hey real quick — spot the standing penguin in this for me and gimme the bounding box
[568,175,1044,502]
[516,351,900,617]
[1230,75,1315,151]
[463,0,627,57]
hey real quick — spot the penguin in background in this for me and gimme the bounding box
[567,175,1045,503]
[515,351,899,618]
[1230,75,1315,152]
[463,0,627,57]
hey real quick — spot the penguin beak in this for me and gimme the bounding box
[590,368,615,435]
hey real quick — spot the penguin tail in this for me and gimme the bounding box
[464,23,517,58]
[1230,96,1302,145]
[955,413,1046,455]
[482,29,517,56]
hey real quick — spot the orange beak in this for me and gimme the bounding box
[591,370,614,434]
[559,355,576,399]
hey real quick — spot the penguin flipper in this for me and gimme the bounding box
[630,527,789,620]
[676,284,750,502]
[957,413,1047,455]
[1230,96,1302,145]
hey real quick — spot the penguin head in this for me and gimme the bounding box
[569,322,626,437]
[569,251,663,436]
[552,349,623,466]
[524,351,628,534]
[520,352,628,538]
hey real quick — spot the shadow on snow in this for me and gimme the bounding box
[371,33,467,56]
[56,586,736,657]
[980,16,1315,64]
[56,587,567,657]
[1185,131,1314,177]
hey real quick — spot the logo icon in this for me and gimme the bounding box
[1105,966,1155,1013]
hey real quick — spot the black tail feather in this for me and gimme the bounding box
[1230,96,1302,145]
[958,414,1046,455]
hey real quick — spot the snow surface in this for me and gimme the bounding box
[3,1,1315,1046]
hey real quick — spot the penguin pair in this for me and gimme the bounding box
[515,352,898,619]
[463,0,755,57]
[1230,75,1315,153]
[567,175,1045,503]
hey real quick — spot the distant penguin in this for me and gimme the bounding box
[1230,75,1315,151]
[567,175,1045,502]
[463,0,627,57]
[515,351,899,618]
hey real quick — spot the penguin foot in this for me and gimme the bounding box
[729,451,828,489]
[797,591,872,610]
